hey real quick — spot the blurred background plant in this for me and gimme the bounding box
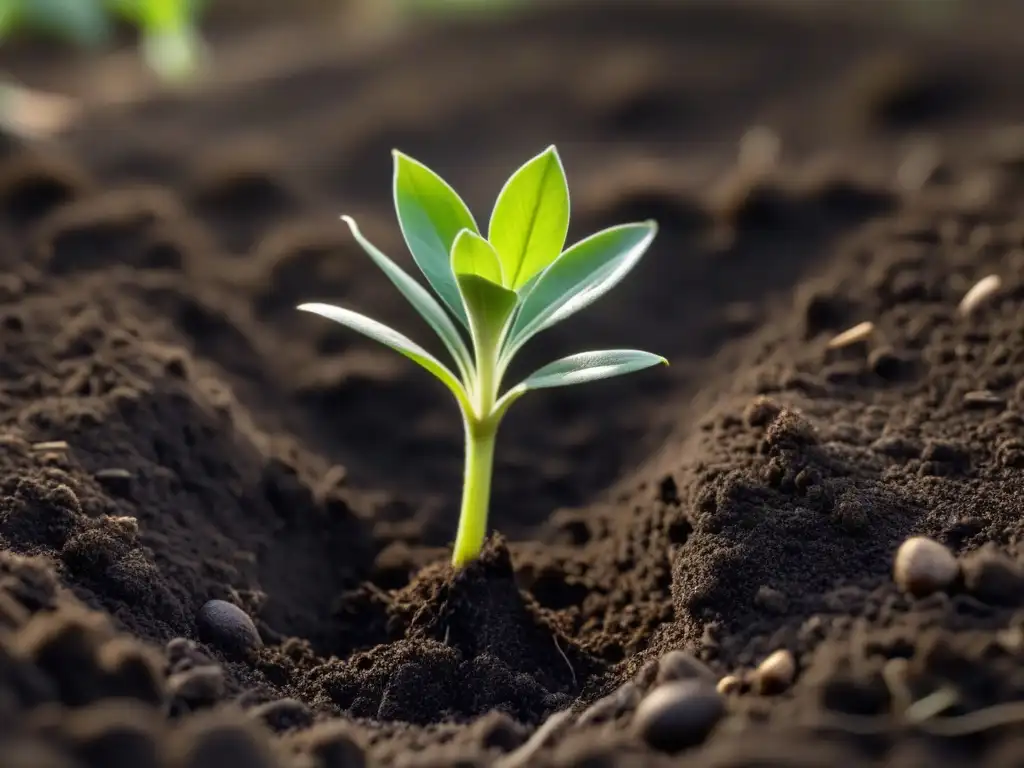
[0,0,963,80]
[0,0,960,139]
[0,0,205,81]
[0,0,544,85]
[0,0,540,137]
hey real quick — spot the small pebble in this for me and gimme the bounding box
[196,600,262,655]
[716,675,742,695]
[826,321,874,349]
[656,649,717,686]
[633,680,725,753]
[893,536,959,597]
[752,649,796,695]
[958,274,1001,316]
[30,440,69,452]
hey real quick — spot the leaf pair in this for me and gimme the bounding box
[393,145,568,318]
[299,146,666,417]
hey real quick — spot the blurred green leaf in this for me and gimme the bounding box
[141,22,202,80]
[0,0,204,82]
[7,0,112,47]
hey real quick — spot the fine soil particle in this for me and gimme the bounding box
[4,0,1024,765]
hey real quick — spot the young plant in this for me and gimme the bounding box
[0,0,203,81]
[299,146,666,567]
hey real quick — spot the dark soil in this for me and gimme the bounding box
[4,1,1024,765]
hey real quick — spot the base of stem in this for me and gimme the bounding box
[451,422,498,568]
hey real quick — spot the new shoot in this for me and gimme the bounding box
[299,146,666,567]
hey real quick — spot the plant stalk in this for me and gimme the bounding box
[452,306,508,568]
[452,418,498,567]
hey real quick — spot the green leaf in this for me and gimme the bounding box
[451,229,503,285]
[488,145,569,290]
[515,270,543,297]
[297,302,471,413]
[393,150,479,327]
[495,349,666,418]
[456,273,518,354]
[517,349,667,389]
[341,215,474,382]
[504,221,658,360]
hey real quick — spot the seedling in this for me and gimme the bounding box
[300,146,666,567]
[0,0,204,81]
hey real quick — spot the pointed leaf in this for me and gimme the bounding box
[342,215,474,381]
[504,221,658,360]
[451,229,503,285]
[493,349,666,420]
[297,303,470,412]
[393,151,479,327]
[456,274,519,353]
[488,145,569,289]
[517,349,667,390]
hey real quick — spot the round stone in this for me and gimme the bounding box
[633,680,725,753]
[893,536,959,597]
[196,600,262,655]
[752,649,796,694]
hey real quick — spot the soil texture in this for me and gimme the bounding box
[4,1,1024,765]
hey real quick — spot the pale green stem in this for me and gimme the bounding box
[452,320,504,568]
[451,417,498,567]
